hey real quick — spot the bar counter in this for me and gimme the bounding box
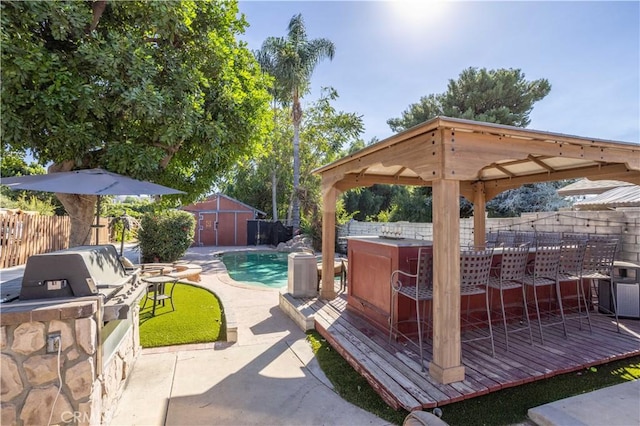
[346,237,586,337]
[346,236,433,331]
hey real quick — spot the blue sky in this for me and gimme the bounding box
[237,1,639,144]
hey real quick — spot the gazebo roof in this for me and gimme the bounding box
[573,185,640,209]
[314,116,640,199]
[557,178,634,196]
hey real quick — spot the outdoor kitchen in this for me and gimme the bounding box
[0,244,201,425]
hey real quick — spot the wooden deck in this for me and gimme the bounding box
[311,294,640,411]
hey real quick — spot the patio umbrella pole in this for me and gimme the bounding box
[120,225,125,257]
[95,195,102,245]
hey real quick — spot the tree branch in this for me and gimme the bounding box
[49,160,76,173]
[86,1,107,34]
[153,141,183,169]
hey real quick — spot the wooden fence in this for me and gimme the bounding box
[0,211,111,268]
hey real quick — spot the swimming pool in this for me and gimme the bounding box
[221,251,291,289]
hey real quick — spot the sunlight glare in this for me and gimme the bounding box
[388,0,448,28]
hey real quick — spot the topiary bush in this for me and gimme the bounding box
[138,210,195,263]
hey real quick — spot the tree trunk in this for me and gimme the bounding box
[287,190,294,225]
[292,99,302,233]
[56,193,97,247]
[48,162,97,247]
[271,170,278,221]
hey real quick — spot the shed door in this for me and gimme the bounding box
[216,212,236,246]
[199,213,217,246]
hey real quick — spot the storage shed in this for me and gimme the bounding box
[182,194,265,246]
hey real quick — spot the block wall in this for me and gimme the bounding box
[338,209,640,262]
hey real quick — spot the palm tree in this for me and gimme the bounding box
[254,48,286,223]
[258,14,335,232]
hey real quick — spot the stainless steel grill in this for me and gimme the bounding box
[19,244,147,321]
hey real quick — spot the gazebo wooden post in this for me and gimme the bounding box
[473,181,487,248]
[429,178,465,384]
[320,182,338,300]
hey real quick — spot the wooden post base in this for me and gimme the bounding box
[319,289,336,300]
[429,362,465,384]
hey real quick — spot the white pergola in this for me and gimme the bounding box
[314,116,640,384]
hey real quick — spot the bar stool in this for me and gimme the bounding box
[536,232,562,246]
[582,240,619,332]
[485,231,499,248]
[514,231,536,246]
[460,248,495,357]
[340,259,348,292]
[557,240,591,332]
[389,247,432,371]
[496,230,516,247]
[487,245,532,351]
[520,243,566,345]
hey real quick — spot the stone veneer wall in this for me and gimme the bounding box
[339,209,640,263]
[1,298,141,425]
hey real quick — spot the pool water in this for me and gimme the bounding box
[221,251,292,288]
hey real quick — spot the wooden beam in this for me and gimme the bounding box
[393,166,407,179]
[439,118,639,153]
[357,167,370,177]
[314,118,443,175]
[320,180,338,300]
[473,182,486,248]
[429,178,465,384]
[527,154,556,172]
[442,131,640,181]
[480,155,555,175]
[336,173,430,189]
[460,181,474,201]
[492,163,516,178]
[317,132,442,186]
[483,163,639,200]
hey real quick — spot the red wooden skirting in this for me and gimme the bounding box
[313,295,640,411]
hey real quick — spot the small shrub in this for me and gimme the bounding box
[138,210,195,262]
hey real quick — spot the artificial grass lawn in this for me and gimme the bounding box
[306,331,640,426]
[139,283,225,348]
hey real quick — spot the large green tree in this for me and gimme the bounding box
[387,67,551,131]
[258,13,335,232]
[1,0,271,245]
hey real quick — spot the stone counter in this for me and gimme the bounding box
[1,297,141,425]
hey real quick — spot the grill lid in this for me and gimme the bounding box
[20,245,132,300]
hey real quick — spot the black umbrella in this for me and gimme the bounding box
[2,168,185,244]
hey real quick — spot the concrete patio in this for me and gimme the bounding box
[110,246,388,425]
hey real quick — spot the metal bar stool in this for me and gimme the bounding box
[581,240,619,332]
[514,231,536,246]
[496,230,516,247]
[487,245,533,351]
[558,240,591,332]
[520,243,566,345]
[389,247,433,371]
[460,248,495,357]
[340,259,348,292]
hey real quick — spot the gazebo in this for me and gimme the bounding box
[313,116,640,384]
